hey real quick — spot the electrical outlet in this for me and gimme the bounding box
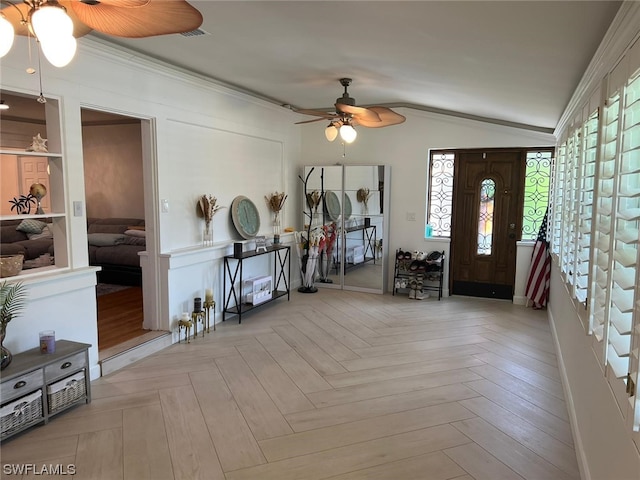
[406,212,416,221]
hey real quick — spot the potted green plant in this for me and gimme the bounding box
[1,281,28,370]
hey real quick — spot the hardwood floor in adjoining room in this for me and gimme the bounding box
[97,286,145,351]
[1,290,580,480]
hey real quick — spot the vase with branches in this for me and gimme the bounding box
[198,194,224,246]
[356,187,372,215]
[265,191,287,237]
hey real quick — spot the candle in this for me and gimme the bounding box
[205,289,213,303]
[181,312,190,321]
[194,297,202,313]
[39,330,56,354]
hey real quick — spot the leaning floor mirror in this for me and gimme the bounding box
[302,165,389,293]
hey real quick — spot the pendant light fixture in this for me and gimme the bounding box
[0,0,77,67]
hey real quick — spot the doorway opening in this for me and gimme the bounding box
[80,108,151,354]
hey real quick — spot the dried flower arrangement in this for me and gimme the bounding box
[306,190,322,212]
[265,191,288,212]
[198,194,224,229]
[356,187,372,206]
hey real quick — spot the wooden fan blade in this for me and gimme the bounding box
[292,108,336,119]
[1,2,93,38]
[70,0,203,38]
[295,117,329,125]
[352,107,406,128]
[335,104,381,123]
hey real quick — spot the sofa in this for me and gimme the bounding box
[0,217,145,286]
[0,219,54,260]
[87,218,146,286]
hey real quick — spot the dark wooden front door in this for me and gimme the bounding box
[451,150,524,299]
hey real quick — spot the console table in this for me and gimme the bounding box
[334,224,377,273]
[1,340,91,441]
[223,245,290,323]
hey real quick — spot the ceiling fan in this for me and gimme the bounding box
[293,78,406,143]
[1,0,203,38]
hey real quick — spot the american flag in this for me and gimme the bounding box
[525,207,551,309]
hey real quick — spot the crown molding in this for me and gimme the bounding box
[555,1,640,137]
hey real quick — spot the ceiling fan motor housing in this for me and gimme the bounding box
[336,77,356,107]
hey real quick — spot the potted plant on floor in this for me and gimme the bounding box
[1,281,28,370]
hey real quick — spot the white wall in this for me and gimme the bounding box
[298,109,554,292]
[548,265,640,480]
[1,36,301,378]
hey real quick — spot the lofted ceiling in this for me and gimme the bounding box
[1,1,622,131]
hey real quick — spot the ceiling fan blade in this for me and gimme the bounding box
[335,104,381,123]
[292,108,336,119]
[353,107,406,128]
[70,0,203,38]
[1,2,92,38]
[295,117,329,125]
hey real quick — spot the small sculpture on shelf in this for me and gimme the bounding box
[8,194,35,215]
[26,133,48,153]
[29,183,47,215]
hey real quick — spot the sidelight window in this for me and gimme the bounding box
[477,178,495,255]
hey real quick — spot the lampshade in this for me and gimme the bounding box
[30,2,76,67]
[325,124,338,142]
[339,124,357,143]
[40,34,77,67]
[0,14,14,58]
[30,3,74,41]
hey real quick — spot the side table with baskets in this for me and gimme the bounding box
[0,340,91,441]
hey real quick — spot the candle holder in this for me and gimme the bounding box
[192,310,206,338]
[204,299,216,332]
[178,314,193,343]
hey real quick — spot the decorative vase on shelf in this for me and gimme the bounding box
[1,328,11,370]
[203,223,213,246]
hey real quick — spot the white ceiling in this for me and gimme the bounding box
[86,0,622,133]
[1,1,622,131]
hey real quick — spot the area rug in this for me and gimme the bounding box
[96,283,133,296]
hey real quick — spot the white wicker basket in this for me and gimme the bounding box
[47,371,86,413]
[1,390,43,438]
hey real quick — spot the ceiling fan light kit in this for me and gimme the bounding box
[0,0,203,74]
[295,78,406,144]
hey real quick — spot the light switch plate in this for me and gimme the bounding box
[73,201,83,217]
[161,199,170,213]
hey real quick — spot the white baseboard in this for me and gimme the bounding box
[513,295,527,305]
[547,308,591,480]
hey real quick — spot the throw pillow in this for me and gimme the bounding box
[26,226,53,240]
[121,236,146,246]
[88,233,126,247]
[16,219,48,234]
[124,229,146,238]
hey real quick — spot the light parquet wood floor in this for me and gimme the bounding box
[1,290,579,480]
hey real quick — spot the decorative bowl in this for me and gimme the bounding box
[0,254,24,278]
